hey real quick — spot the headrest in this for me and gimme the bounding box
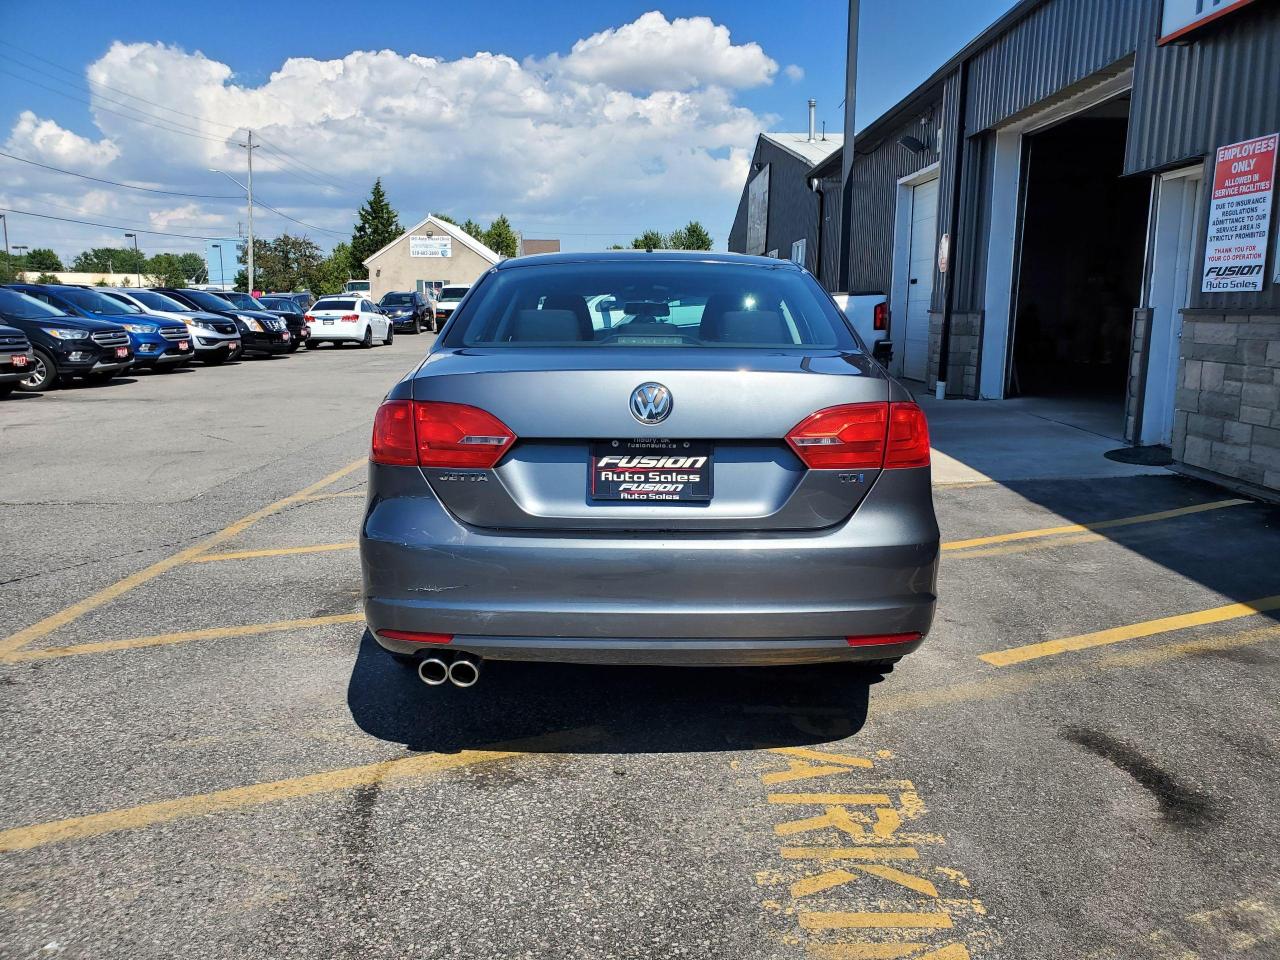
[510,308,585,342]
[712,310,790,344]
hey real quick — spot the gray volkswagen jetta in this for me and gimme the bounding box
[360,251,939,686]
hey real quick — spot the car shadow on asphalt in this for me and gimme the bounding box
[346,630,878,755]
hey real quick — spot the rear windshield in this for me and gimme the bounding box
[445,262,855,349]
[61,288,141,314]
[380,293,413,306]
[0,288,65,320]
[222,291,266,310]
[314,299,358,311]
[179,290,236,311]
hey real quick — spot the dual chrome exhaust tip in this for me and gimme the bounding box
[417,653,481,688]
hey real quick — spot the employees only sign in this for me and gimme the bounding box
[1202,133,1277,293]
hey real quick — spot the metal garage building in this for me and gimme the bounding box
[732,0,1280,496]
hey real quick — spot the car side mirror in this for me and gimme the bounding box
[872,340,893,365]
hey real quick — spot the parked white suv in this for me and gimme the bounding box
[305,296,393,349]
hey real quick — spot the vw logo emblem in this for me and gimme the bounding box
[630,382,672,425]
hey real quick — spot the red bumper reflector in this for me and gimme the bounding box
[845,632,922,647]
[377,629,454,645]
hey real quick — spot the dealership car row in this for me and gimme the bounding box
[0,283,442,395]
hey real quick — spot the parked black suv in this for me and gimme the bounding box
[243,293,310,351]
[377,290,437,334]
[153,288,292,357]
[0,322,35,398]
[0,288,133,391]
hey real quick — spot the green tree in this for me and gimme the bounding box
[0,252,19,283]
[73,246,147,274]
[349,178,402,279]
[460,218,486,242]
[240,234,325,293]
[631,230,666,250]
[667,221,713,251]
[311,242,353,296]
[606,244,625,250]
[483,214,519,258]
[147,253,189,287]
[433,213,458,225]
[92,276,109,286]
[25,248,63,271]
[177,252,206,282]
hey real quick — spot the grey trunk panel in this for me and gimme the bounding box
[411,348,888,532]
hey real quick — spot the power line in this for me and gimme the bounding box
[252,196,348,237]
[0,150,242,200]
[0,206,227,241]
[255,137,353,193]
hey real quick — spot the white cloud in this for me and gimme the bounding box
[4,12,782,255]
[6,110,120,167]
[548,11,777,91]
[784,64,805,83]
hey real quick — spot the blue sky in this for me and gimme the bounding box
[0,0,1017,257]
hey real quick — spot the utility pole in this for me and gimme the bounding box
[245,130,257,294]
[1,213,9,262]
[838,0,859,292]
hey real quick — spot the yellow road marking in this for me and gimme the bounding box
[781,847,920,861]
[769,794,896,805]
[942,498,1247,552]
[979,594,1280,667]
[300,491,366,501]
[0,727,600,853]
[799,911,953,930]
[948,531,1105,560]
[4,613,364,663]
[0,458,366,658]
[810,946,970,960]
[190,542,358,564]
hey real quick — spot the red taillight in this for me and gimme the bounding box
[873,302,888,331]
[304,314,315,323]
[786,402,887,469]
[371,400,418,466]
[885,402,930,469]
[377,629,453,644]
[370,400,516,469]
[846,632,921,647]
[785,401,929,470]
[342,313,359,323]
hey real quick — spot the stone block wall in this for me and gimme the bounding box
[1125,309,1150,443]
[926,311,983,398]
[1174,314,1280,493]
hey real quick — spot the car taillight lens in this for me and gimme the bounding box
[873,302,888,331]
[342,313,359,323]
[370,400,516,469]
[304,314,315,323]
[786,401,929,470]
[371,400,418,466]
[786,402,887,469]
[884,402,930,468]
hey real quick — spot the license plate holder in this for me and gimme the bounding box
[115,346,129,359]
[590,440,712,502]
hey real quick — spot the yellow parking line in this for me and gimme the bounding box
[300,491,366,501]
[0,458,366,658]
[979,594,1280,667]
[0,727,601,853]
[190,542,358,564]
[942,498,1247,552]
[4,613,363,663]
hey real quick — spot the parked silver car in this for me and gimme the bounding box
[360,252,939,688]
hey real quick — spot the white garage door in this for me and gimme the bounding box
[904,178,939,382]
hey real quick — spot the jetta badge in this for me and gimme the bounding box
[630,382,672,425]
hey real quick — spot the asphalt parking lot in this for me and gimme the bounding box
[1,339,1278,960]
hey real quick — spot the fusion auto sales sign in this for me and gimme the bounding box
[1202,133,1277,293]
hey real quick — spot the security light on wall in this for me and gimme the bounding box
[898,135,929,154]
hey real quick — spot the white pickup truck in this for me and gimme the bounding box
[832,292,892,366]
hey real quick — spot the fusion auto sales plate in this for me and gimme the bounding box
[590,439,712,502]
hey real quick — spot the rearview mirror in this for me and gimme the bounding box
[872,340,893,365]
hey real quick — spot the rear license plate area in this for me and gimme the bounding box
[591,440,712,502]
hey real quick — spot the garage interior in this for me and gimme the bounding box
[1007,96,1150,438]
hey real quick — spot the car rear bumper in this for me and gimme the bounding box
[361,464,939,666]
